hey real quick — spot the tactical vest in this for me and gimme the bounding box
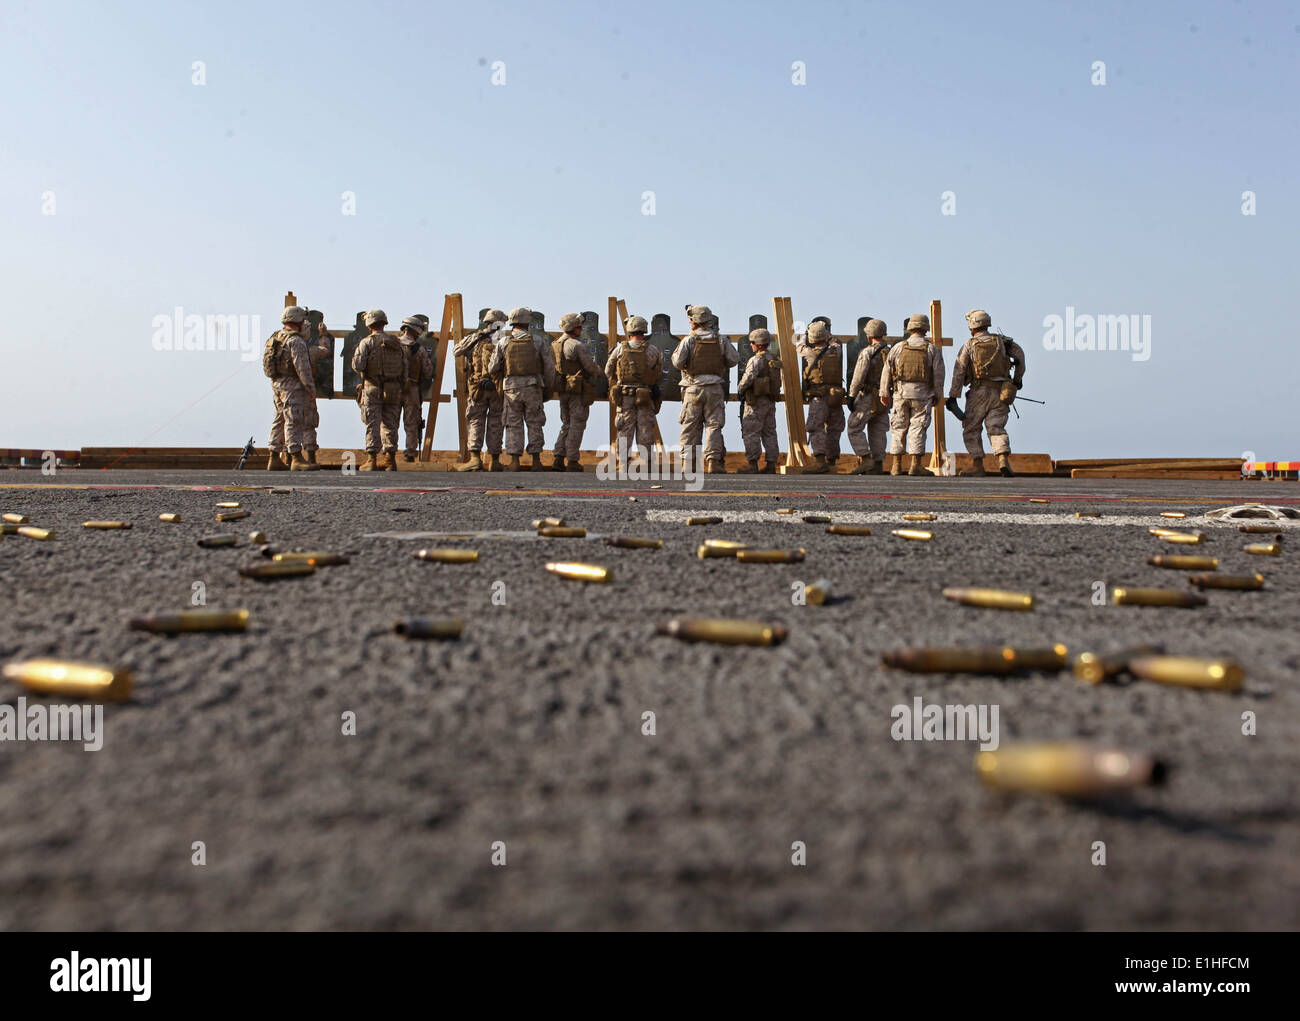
[263,329,297,380]
[504,332,541,376]
[805,343,841,395]
[467,333,496,384]
[365,334,406,385]
[865,343,887,390]
[750,352,783,399]
[895,343,933,386]
[552,337,583,377]
[618,344,651,386]
[687,334,725,377]
[970,335,1011,381]
[403,341,427,385]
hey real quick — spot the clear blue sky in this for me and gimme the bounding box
[2,0,1295,460]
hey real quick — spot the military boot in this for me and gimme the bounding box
[804,455,830,475]
[705,458,726,475]
[456,452,483,472]
[501,454,519,470]
[290,450,315,471]
[998,453,1015,477]
[267,452,288,472]
[761,460,779,474]
[908,455,933,477]
[566,459,583,472]
[850,455,871,475]
[487,453,504,472]
[384,452,398,471]
[960,456,988,477]
[736,459,759,474]
[519,455,534,472]
[304,448,318,465]
[359,452,379,471]
[550,454,567,472]
[402,451,417,462]
[890,456,902,476]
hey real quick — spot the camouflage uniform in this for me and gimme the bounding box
[398,315,435,459]
[300,321,332,457]
[846,319,890,472]
[488,307,555,464]
[606,316,663,463]
[351,310,410,466]
[879,313,946,475]
[736,329,781,471]
[264,306,317,469]
[454,312,507,467]
[671,305,738,472]
[948,309,1026,475]
[551,313,605,468]
[797,322,845,470]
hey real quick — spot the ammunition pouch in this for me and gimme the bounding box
[999,381,1017,404]
[565,371,586,396]
[751,375,771,399]
[827,387,846,409]
[635,387,653,409]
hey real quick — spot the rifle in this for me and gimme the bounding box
[1009,395,1046,419]
[235,436,256,470]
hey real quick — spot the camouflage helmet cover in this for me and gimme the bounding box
[864,319,886,339]
[281,305,307,325]
[364,309,388,327]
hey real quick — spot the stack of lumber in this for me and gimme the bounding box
[1056,458,1243,481]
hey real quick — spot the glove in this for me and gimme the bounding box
[945,396,966,421]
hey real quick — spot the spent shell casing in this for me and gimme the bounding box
[215,510,250,522]
[1072,643,1166,684]
[603,536,663,549]
[197,534,237,548]
[975,742,1165,797]
[537,526,587,538]
[17,526,54,541]
[776,509,795,515]
[826,524,872,536]
[1160,511,1188,519]
[1128,655,1244,693]
[545,561,612,583]
[1112,586,1207,608]
[1158,531,1206,545]
[2,658,133,701]
[891,529,933,542]
[158,513,181,523]
[1075,511,1102,518]
[735,548,806,564]
[238,562,316,580]
[1148,527,1179,537]
[686,516,723,526]
[83,521,132,530]
[1003,645,1070,671]
[904,513,938,521]
[697,544,744,559]
[802,514,832,523]
[1028,499,1049,504]
[942,587,1035,611]
[216,501,242,508]
[804,579,833,605]
[394,617,464,640]
[272,552,350,566]
[129,609,250,634]
[656,617,788,647]
[2,513,29,523]
[703,539,749,549]
[1239,524,1282,535]
[414,548,479,563]
[531,517,566,529]
[882,647,1018,675]
[270,487,293,494]
[1147,555,1218,570]
[248,531,267,544]
[1189,572,1264,591]
[1243,542,1281,556]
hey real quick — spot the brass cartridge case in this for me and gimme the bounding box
[2,659,134,701]
[394,617,464,640]
[802,514,832,523]
[248,531,267,544]
[158,513,181,523]
[129,609,250,634]
[82,521,132,530]
[891,529,933,541]
[1128,655,1244,693]
[17,527,54,540]
[414,548,479,564]
[976,742,1165,796]
[1243,543,1281,556]
[1072,643,1166,684]
[1159,511,1187,519]
[735,548,806,564]
[216,502,242,509]
[826,525,872,536]
[545,562,612,583]
[1112,586,1206,608]
[238,562,316,580]
[215,510,250,522]
[537,526,586,538]
[1158,532,1206,545]
[197,534,237,548]
[272,552,350,566]
[2,513,28,524]
[1239,524,1282,535]
[881,647,1018,675]
[686,516,723,526]
[1004,645,1070,671]
[904,513,938,521]
[1188,573,1264,591]
[656,617,788,647]
[942,587,1035,611]
[531,517,566,529]
[804,579,833,605]
[1075,512,1102,518]
[1147,555,1218,570]
[604,537,663,549]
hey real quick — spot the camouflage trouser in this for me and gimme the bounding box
[401,382,425,456]
[553,394,590,461]
[466,393,504,455]
[962,381,1011,456]
[302,393,320,451]
[679,383,725,465]
[806,396,845,458]
[503,384,546,455]
[614,390,658,457]
[360,385,402,453]
[740,396,779,462]
[847,394,889,459]
[268,379,313,453]
[889,397,932,455]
